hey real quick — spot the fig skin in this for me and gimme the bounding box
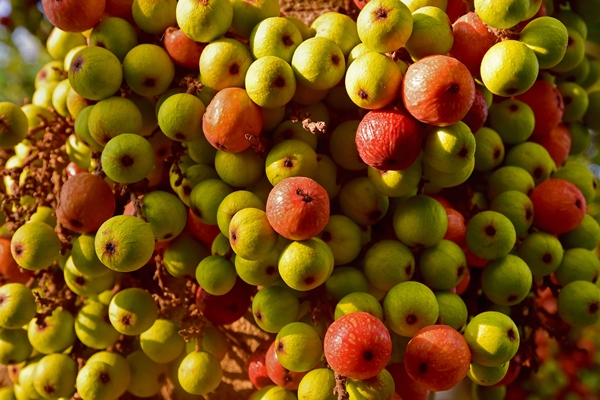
[56,173,116,234]
[355,108,424,171]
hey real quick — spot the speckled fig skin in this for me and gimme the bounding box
[202,87,263,153]
[266,177,330,241]
[42,0,106,32]
[94,215,155,272]
[324,312,391,380]
[404,325,471,392]
[0,102,28,149]
[530,178,586,235]
[56,173,116,234]
[355,108,424,171]
[402,55,475,127]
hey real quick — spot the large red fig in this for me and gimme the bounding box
[266,177,330,241]
[56,173,116,234]
[402,55,475,127]
[355,108,423,171]
[42,0,106,32]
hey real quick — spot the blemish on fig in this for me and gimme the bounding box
[273,76,286,88]
[296,188,312,203]
[419,363,427,374]
[331,54,341,66]
[282,34,294,47]
[507,328,517,341]
[229,63,240,75]
[525,208,533,221]
[507,294,518,302]
[358,89,369,100]
[363,350,374,361]
[276,341,284,352]
[43,384,55,395]
[254,311,263,321]
[505,88,518,95]
[120,155,134,167]
[230,231,237,242]
[121,314,132,325]
[542,253,552,264]
[104,242,117,255]
[143,78,156,87]
[374,7,388,19]
[75,276,86,286]
[458,146,468,158]
[369,210,382,221]
[405,263,412,276]
[72,56,84,72]
[485,225,496,236]
[589,302,599,314]
[13,243,23,257]
[0,295,5,305]
[70,219,83,228]
[163,233,173,239]
[283,158,294,168]
[175,132,186,141]
[575,199,582,209]
[446,84,459,94]
[406,314,417,325]
[99,371,111,384]
[509,104,519,112]
[493,148,502,160]
[304,276,315,285]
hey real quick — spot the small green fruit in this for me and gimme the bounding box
[195,255,237,296]
[481,40,539,97]
[0,283,37,329]
[68,46,123,101]
[557,280,600,327]
[466,211,516,260]
[275,322,323,372]
[383,281,439,337]
[34,353,77,399]
[464,311,519,367]
[481,255,533,306]
[467,362,509,386]
[435,291,468,332]
[94,215,156,272]
[123,44,175,97]
[393,195,448,248]
[252,285,300,333]
[109,287,158,336]
[11,221,61,271]
[101,133,155,184]
[278,237,334,291]
[140,319,185,364]
[75,301,120,349]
